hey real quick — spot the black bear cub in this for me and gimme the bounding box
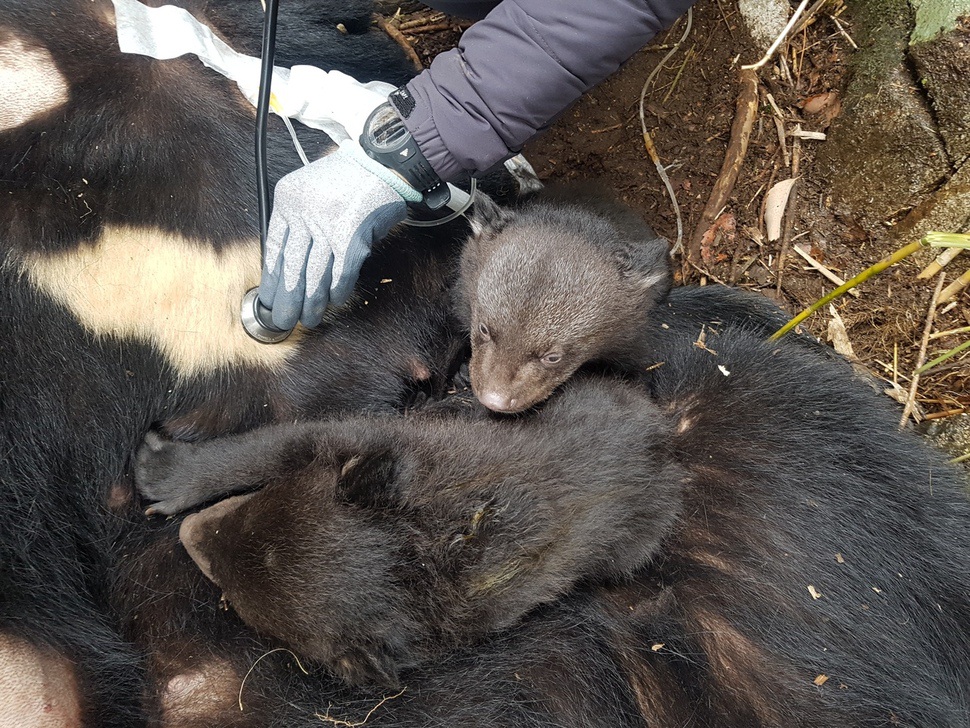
[136,376,685,688]
[456,188,672,413]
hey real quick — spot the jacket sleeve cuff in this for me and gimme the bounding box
[398,58,511,183]
[397,0,697,181]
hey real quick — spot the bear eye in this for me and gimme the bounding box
[540,352,562,366]
[478,323,490,340]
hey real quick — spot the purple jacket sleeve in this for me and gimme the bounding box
[397,0,697,181]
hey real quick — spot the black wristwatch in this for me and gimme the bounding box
[359,92,451,211]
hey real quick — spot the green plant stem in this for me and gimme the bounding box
[916,339,970,375]
[771,239,926,340]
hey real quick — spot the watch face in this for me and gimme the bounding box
[363,104,409,153]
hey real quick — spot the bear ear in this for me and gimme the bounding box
[335,452,399,509]
[613,238,673,293]
[467,192,513,239]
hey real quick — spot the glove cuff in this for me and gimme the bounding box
[338,140,424,204]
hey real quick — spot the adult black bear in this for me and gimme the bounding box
[136,308,970,727]
[0,1,689,725]
[0,1,467,724]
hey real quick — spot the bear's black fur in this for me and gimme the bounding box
[113,517,651,728]
[136,305,970,726]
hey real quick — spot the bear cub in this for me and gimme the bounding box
[456,187,672,413]
[136,376,685,688]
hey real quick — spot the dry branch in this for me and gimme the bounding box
[939,267,970,303]
[376,16,423,71]
[406,21,470,34]
[792,243,860,296]
[688,68,759,261]
[918,247,962,280]
[397,12,446,30]
[899,273,946,429]
[741,0,813,70]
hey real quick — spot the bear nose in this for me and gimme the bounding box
[478,390,517,413]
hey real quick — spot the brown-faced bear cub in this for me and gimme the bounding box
[456,189,672,413]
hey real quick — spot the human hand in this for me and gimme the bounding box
[258,141,421,330]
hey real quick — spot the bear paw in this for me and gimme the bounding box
[135,432,208,516]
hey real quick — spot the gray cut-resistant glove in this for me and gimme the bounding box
[259,140,423,330]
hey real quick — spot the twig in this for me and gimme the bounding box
[924,408,967,420]
[642,131,684,255]
[929,325,970,340]
[790,128,826,140]
[777,51,793,86]
[640,11,692,96]
[661,45,696,105]
[713,0,736,39]
[766,93,789,168]
[239,648,309,711]
[791,243,861,296]
[638,9,693,254]
[829,13,858,48]
[376,17,422,71]
[688,68,759,261]
[795,24,807,89]
[742,0,812,71]
[916,339,970,376]
[899,273,946,429]
[874,359,912,384]
[397,13,445,30]
[775,185,800,294]
[938,267,970,303]
[687,259,730,286]
[316,688,407,727]
[792,0,832,35]
[406,22,470,34]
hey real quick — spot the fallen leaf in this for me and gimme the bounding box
[814,674,830,686]
[651,643,665,652]
[835,553,845,564]
[801,91,837,115]
[698,212,737,265]
[808,585,822,600]
[827,305,856,359]
[765,178,798,242]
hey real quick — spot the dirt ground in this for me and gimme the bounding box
[382,1,969,438]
